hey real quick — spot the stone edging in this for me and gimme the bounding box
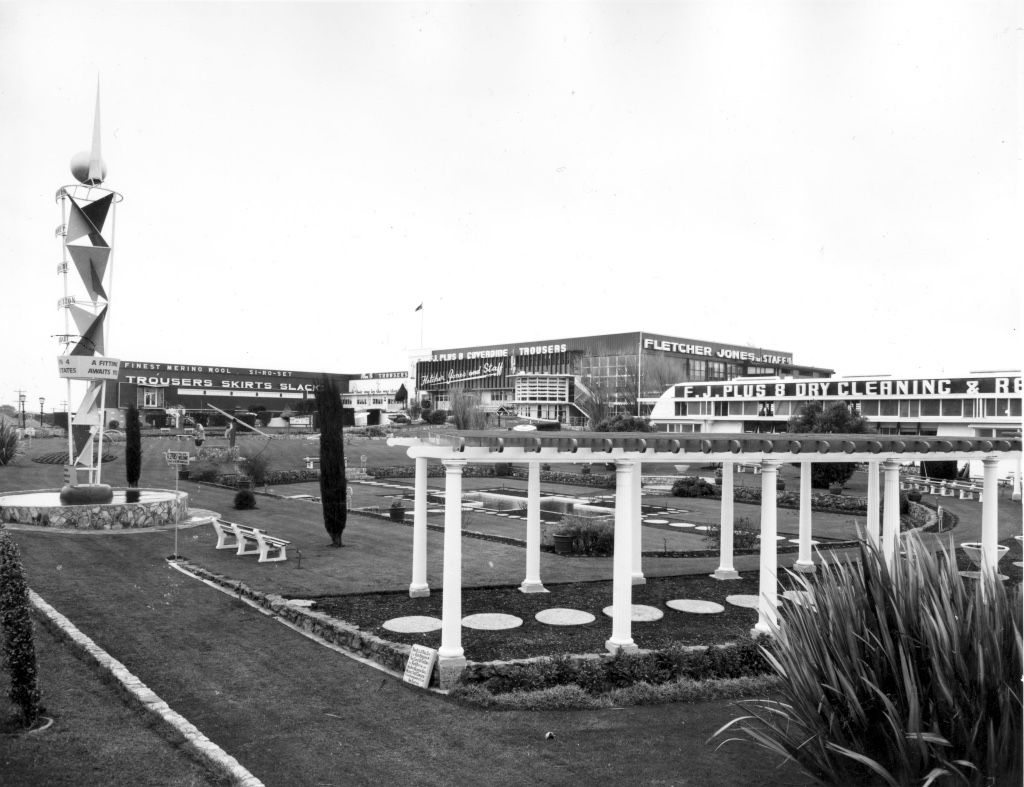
[28,590,264,787]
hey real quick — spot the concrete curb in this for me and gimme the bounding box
[28,589,264,787]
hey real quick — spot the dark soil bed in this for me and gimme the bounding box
[311,572,800,661]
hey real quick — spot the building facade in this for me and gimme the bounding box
[416,331,832,426]
[105,360,413,427]
[650,371,1022,439]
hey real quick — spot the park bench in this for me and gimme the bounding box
[211,519,291,563]
[303,456,320,469]
[736,463,761,474]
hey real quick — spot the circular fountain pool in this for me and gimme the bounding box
[0,488,189,530]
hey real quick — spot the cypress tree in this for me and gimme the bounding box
[0,528,42,727]
[316,377,347,547]
[125,403,142,487]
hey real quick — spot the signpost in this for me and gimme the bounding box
[164,451,192,559]
[402,644,438,689]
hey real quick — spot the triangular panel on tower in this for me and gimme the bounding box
[66,244,110,301]
[69,305,106,356]
[65,197,108,247]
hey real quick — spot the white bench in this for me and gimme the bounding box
[211,520,290,563]
[736,463,761,474]
[303,456,320,469]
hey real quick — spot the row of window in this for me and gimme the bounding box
[674,397,1022,419]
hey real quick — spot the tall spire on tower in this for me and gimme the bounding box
[88,77,103,185]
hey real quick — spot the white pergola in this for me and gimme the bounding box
[388,431,1022,683]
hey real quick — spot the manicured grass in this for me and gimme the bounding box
[0,612,224,787]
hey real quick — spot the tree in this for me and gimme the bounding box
[394,383,408,407]
[449,385,486,430]
[125,404,142,488]
[316,377,347,547]
[787,401,874,488]
[594,414,652,432]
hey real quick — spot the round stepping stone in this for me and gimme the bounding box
[666,599,724,614]
[693,525,711,532]
[782,590,813,607]
[644,518,669,525]
[285,599,315,608]
[1015,561,1024,568]
[383,615,443,633]
[757,535,786,541]
[495,513,510,517]
[726,594,760,609]
[535,608,596,626]
[428,508,444,513]
[788,538,820,545]
[669,521,698,528]
[601,604,664,622]
[462,613,523,630]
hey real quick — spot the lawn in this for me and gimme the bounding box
[0,612,224,787]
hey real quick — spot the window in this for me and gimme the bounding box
[920,399,940,417]
[879,400,898,417]
[141,387,164,408]
[899,400,919,418]
[707,361,727,381]
[690,360,706,380]
[861,400,879,417]
[758,401,774,417]
[940,399,962,417]
[714,401,729,417]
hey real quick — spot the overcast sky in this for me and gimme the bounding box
[2,1,1019,410]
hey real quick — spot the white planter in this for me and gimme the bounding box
[959,541,1009,569]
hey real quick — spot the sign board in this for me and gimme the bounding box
[402,644,438,689]
[58,355,121,381]
[165,451,192,467]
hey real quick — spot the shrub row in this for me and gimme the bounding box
[0,528,42,727]
[462,641,770,695]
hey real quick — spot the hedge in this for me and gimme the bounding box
[0,528,42,726]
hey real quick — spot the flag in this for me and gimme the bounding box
[415,303,423,312]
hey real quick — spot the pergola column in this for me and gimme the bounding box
[631,459,645,585]
[1012,456,1022,503]
[754,459,781,636]
[606,459,638,653]
[712,461,739,580]
[865,460,880,549]
[981,456,1000,572]
[793,462,815,573]
[519,461,547,593]
[409,456,430,598]
[438,459,467,682]
[882,459,901,569]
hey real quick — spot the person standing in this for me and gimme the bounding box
[225,421,236,448]
[194,422,205,447]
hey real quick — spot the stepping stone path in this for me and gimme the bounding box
[1015,561,1024,568]
[669,522,698,528]
[782,590,814,607]
[462,613,523,630]
[383,615,443,633]
[535,608,596,626]
[726,594,760,609]
[666,599,724,614]
[601,604,664,622]
[693,525,711,532]
[644,518,669,525]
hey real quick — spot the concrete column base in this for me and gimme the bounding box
[518,581,549,594]
[792,561,816,574]
[711,569,741,581]
[605,639,638,654]
[437,656,467,690]
[408,584,430,598]
[631,573,647,586]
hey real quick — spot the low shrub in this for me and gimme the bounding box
[188,462,222,483]
[389,500,406,522]
[108,419,120,430]
[828,484,843,495]
[580,465,592,476]
[671,477,717,498]
[365,426,388,438]
[493,462,513,477]
[233,489,257,510]
[425,409,448,425]
[702,517,760,551]
[907,489,922,503]
[716,534,1023,786]
[553,515,614,556]
[239,449,271,487]
[467,642,771,698]
[0,420,19,466]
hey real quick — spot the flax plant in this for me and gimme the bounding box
[713,532,1022,786]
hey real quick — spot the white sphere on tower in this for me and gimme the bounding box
[70,150,107,185]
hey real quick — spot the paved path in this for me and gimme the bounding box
[12,526,813,787]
